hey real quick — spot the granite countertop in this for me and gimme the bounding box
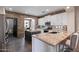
[32,31,71,46]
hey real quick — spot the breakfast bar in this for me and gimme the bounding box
[32,32,71,52]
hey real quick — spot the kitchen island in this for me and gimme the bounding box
[25,29,41,43]
[32,31,71,52]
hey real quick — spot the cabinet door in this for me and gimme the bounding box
[32,37,59,52]
[32,37,48,52]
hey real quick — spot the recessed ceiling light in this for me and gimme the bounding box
[42,9,49,13]
[25,12,28,14]
[8,8,13,11]
[66,6,70,9]
[46,9,49,11]
[42,10,45,13]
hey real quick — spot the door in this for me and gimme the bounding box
[13,18,17,37]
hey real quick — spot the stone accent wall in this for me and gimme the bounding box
[6,11,38,38]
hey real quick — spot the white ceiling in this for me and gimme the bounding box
[3,6,66,16]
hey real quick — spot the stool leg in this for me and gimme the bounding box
[62,45,64,52]
[59,44,60,52]
[55,45,57,52]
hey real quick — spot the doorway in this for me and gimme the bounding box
[24,18,35,31]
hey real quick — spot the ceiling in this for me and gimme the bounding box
[3,6,66,16]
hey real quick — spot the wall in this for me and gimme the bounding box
[66,7,75,33]
[75,7,79,32]
[0,8,5,14]
[6,12,38,38]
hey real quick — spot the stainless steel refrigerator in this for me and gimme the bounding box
[0,14,5,49]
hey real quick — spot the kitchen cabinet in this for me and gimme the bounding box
[25,30,40,43]
[32,37,58,52]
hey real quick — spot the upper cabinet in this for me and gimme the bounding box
[38,12,68,26]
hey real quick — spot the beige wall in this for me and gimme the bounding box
[6,12,38,38]
[65,6,79,33]
[75,7,79,32]
[68,6,79,32]
[0,7,5,14]
[66,7,75,33]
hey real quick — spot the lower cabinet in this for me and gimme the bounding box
[32,37,60,52]
[25,31,31,42]
[25,31,40,43]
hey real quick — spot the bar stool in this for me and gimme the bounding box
[63,33,79,52]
